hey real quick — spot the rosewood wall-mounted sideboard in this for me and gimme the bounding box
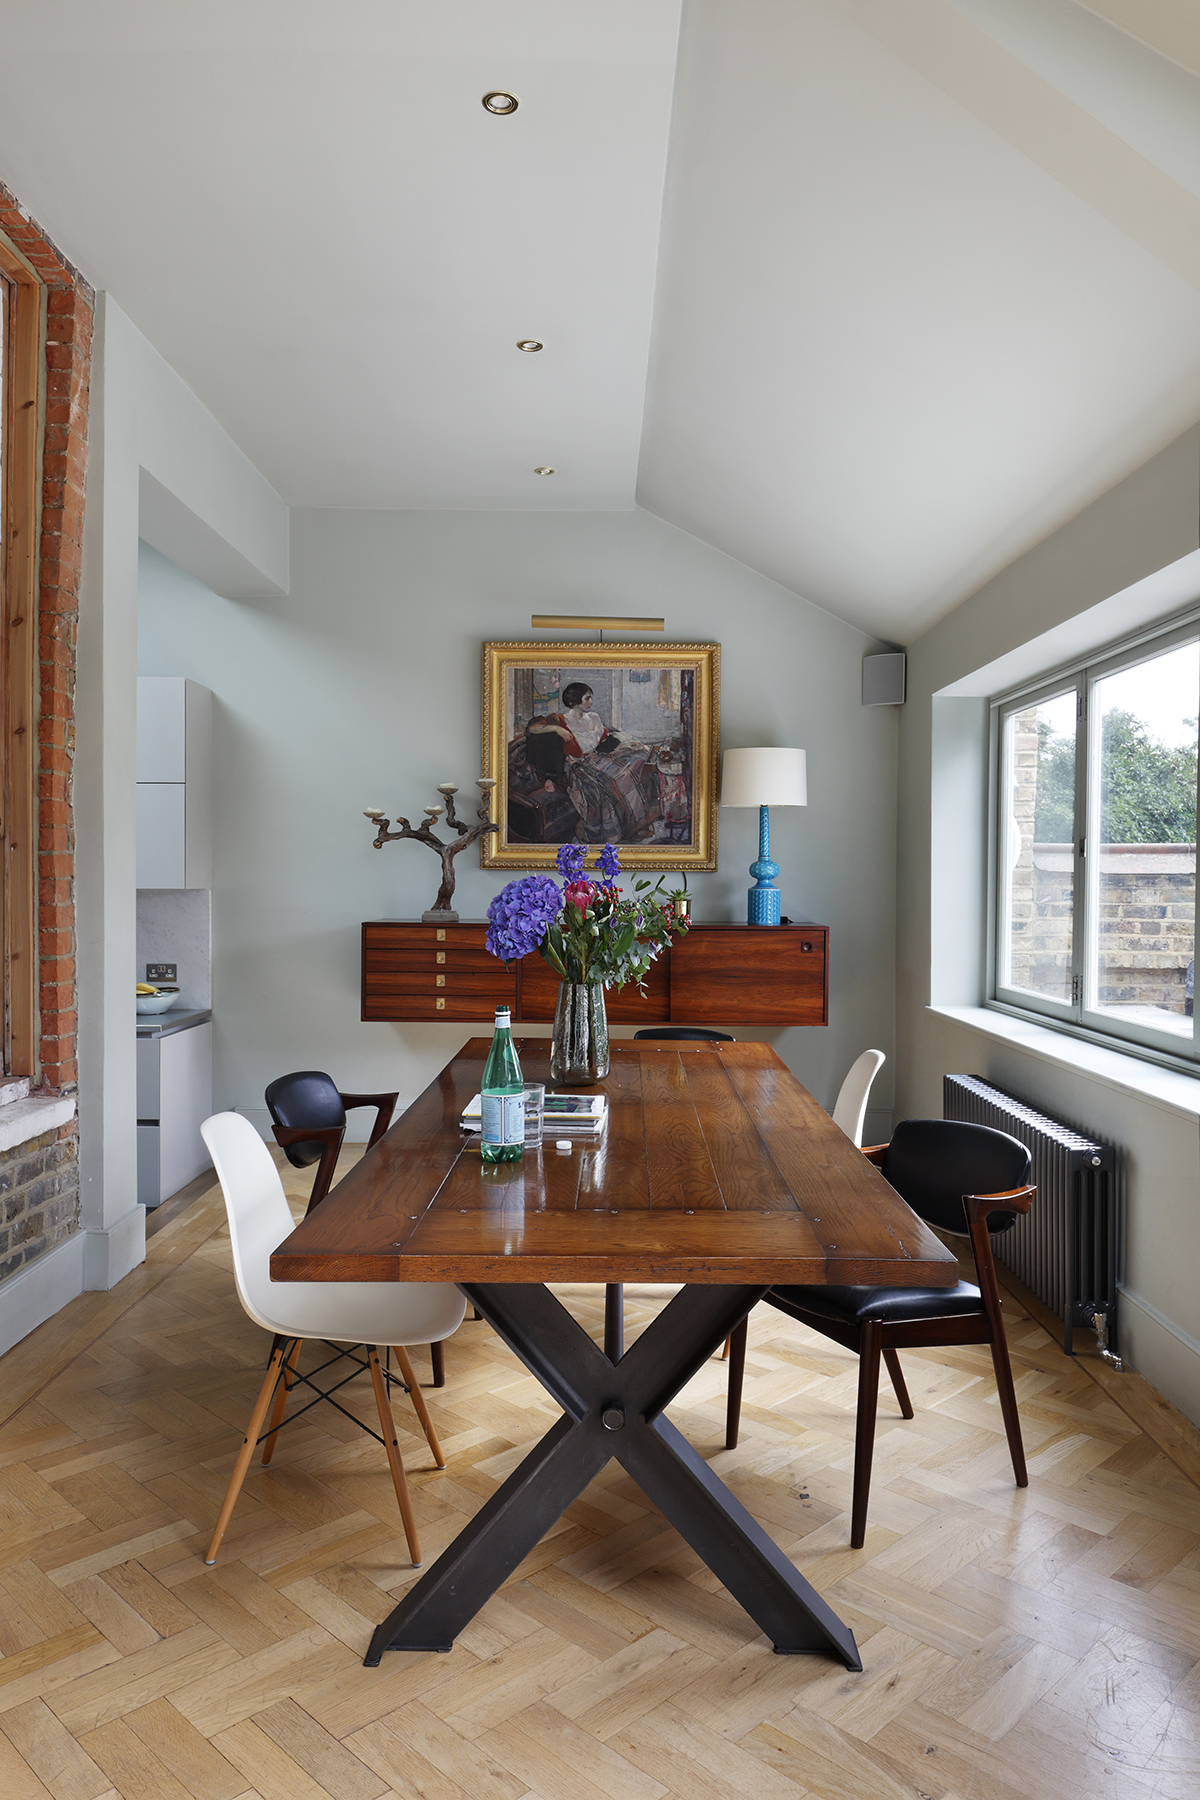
[361,921,828,1028]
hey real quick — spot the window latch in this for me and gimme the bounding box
[1072,973,1080,1006]
[1078,837,1086,858]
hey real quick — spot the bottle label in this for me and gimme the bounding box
[481,1093,525,1147]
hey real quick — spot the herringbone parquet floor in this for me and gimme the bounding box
[2,1147,1199,1800]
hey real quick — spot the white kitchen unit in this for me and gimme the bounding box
[137,677,212,889]
[136,1009,213,1206]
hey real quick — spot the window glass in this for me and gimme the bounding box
[1001,689,1076,1004]
[1090,642,1198,1037]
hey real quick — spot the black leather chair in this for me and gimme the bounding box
[633,1028,735,1042]
[724,1119,1035,1546]
[265,1072,447,1388]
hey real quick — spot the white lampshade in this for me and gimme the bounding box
[720,747,807,809]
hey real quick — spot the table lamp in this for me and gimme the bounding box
[719,747,807,925]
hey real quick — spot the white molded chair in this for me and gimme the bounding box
[201,1111,466,1568]
[831,1049,886,1147]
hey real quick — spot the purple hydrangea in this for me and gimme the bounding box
[486,875,563,961]
[556,843,588,880]
[596,843,621,883]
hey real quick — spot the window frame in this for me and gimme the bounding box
[990,611,1200,1074]
[0,239,43,1079]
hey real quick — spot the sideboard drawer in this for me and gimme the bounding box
[367,924,489,952]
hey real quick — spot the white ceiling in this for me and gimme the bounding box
[0,1,682,512]
[2,0,1200,641]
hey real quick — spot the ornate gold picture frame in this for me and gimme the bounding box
[481,641,720,871]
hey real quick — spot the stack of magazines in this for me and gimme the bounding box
[460,1093,608,1137]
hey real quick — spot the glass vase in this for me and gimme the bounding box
[550,982,610,1084]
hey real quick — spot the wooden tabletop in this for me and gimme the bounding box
[271,1040,959,1289]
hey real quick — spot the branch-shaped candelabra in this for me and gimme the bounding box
[364,778,498,923]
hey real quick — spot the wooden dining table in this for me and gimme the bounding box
[271,1038,958,1672]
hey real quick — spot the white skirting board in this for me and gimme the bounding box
[0,1232,84,1358]
[1118,1283,1200,1432]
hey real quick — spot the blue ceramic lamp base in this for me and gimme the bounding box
[747,803,781,926]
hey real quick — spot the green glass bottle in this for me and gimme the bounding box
[480,1005,524,1163]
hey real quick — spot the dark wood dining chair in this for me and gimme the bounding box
[265,1071,447,1388]
[724,1118,1035,1547]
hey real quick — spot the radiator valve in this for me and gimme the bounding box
[1091,1309,1124,1371]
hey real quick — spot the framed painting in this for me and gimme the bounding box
[481,641,720,870]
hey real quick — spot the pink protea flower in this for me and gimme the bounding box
[563,879,596,913]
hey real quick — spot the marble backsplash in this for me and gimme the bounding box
[136,888,212,1009]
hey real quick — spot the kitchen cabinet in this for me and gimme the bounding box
[136,1010,212,1205]
[136,677,212,889]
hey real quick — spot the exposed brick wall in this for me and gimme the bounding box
[1019,850,1195,1010]
[0,1125,79,1283]
[0,183,93,1283]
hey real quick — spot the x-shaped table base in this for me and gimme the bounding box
[365,1282,861,1669]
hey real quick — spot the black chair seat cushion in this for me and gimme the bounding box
[768,1280,983,1328]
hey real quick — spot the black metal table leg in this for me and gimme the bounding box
[364,1281,860,1670]
[604,1282,624,1361]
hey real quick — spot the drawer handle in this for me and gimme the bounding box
[437,929,446,942]
[436,975,445,987]
[802,941,813,952]
[436,951,446,965]
[436,997,445,1010]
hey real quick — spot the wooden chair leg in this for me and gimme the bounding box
[430,1340,445,1388]
[967,1211,1029,1490]
[393,1344,446,1468]
[206,1336,293,1565]
[988,1331,1028,1487]
[367,1347,421,1566]
[261,1338,301,1465]
[725,1317,748,1450]
[883,1347,914,1419]
[851,1321,883,1549]
[720,1337,730,1360]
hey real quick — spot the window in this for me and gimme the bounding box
[0,246,41,1077]
[994,622,1199,1066]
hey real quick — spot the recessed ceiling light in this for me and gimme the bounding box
[517,340,543,353]
[482,91,519,115]
[534,467,555,476]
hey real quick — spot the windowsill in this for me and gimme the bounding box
[0,1093,76,1154]
[928,1003,1200,1122]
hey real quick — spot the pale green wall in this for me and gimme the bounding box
[897,425,1200,1425]
[138,508,899,1139]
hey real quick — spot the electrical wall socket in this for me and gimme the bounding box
[146,963,177,982]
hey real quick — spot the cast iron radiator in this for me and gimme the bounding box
[943,1073,1121,1365]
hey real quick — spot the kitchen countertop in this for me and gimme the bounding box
[135,1007,212,1038]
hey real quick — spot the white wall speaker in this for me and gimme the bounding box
[862,652,906,706]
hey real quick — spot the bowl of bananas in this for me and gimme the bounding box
[136,983,180,1014]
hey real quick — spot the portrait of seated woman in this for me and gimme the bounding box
[521,681,663,843]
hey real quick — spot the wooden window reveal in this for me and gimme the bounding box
[0,247,42,1076]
